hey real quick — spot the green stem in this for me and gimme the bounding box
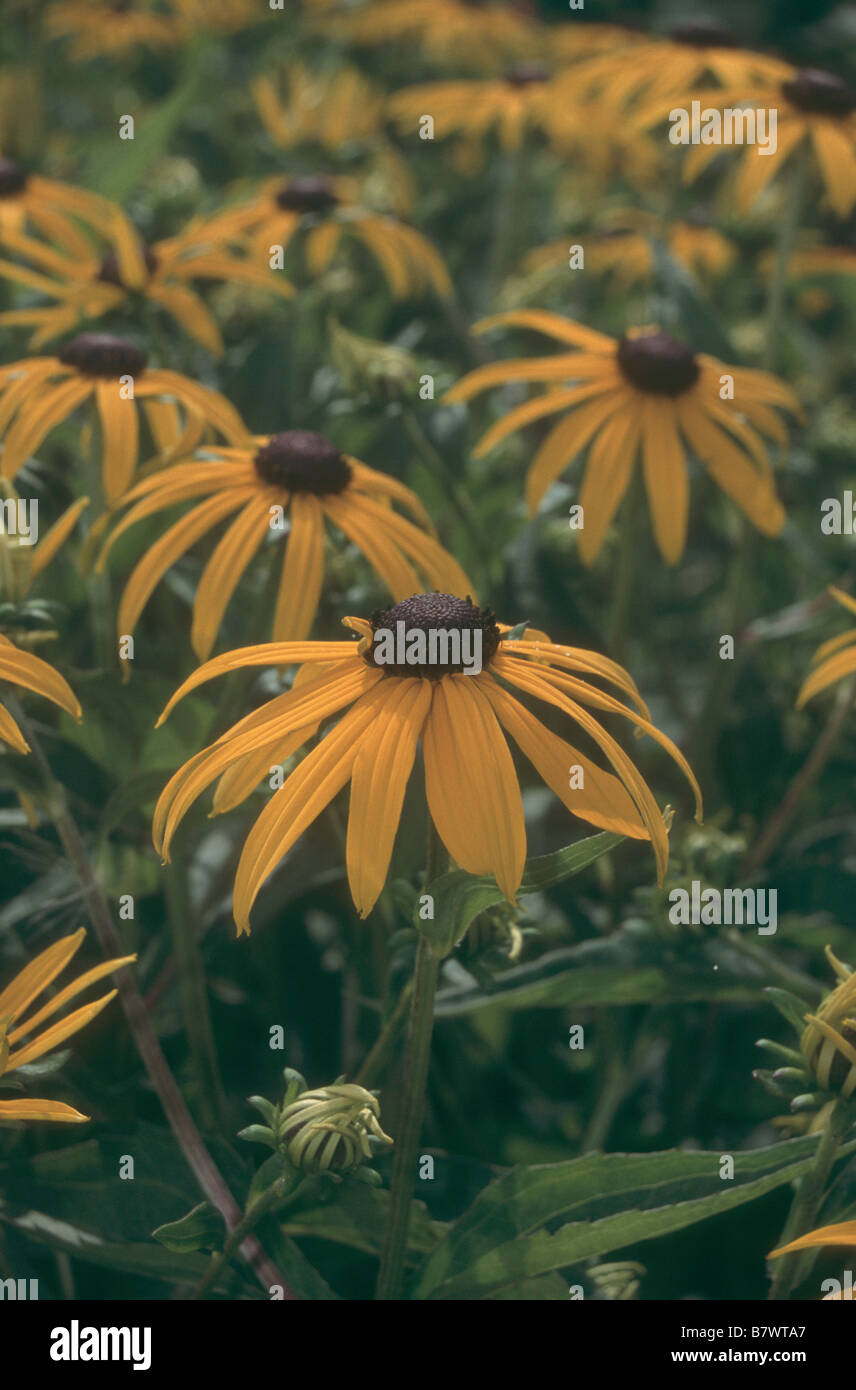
[764,143,809,371]
[741,678,856,876]
[163,861,227,1133]
[768,1100,854,1300]
[356,979,414,1090]
[376,822,444,1300]
[191,1175,297,1300]
[7,697,292,1299]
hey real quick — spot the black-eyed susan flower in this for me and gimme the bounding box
[0,206,294,355]
[525,209,735,291]
[388,66,567,154]
[319,0,538,69]
[0,334,248,503]
[153,592,701,931]
[0,929,133,1123]
[444,311,800,565]
[797,588,856,707]
[196,174,451,300]
[252,63,386,153]
[0,632,80,753]
[680,68,856,219]
[0,158,116,253]
[96,429,474,659]
[568,18,788,108]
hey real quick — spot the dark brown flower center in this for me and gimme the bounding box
[0,158,28,198]
[97,244,159,289]
[365,593,500,680]
[616,330,700,397]
[669,19,738,49]
[505,64,550,87]
[58,333,148,378]
[254,430,351,494]
[275,176,339,214]
[782,68,856,117]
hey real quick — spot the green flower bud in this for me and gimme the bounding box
[277,1082,393,1174]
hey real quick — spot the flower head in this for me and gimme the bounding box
[675,65,856,219]
[278,1081,392,1174]
[194,174,450,299]
[0,335,248,502]
[0,159,116,250]
[318,0,538,70]
[0,929,134,1123]
[445,310,800,564]
[0,205,293,355]
[153,594,701,931]
[526,210,735,291]
[96,431,473,658]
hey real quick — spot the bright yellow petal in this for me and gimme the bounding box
[191,493,272,658]
[0,1098,89,1123]
[641,396,688,564]
[423,676,526,900]
[526,390,625,515]
[0,929,85,1022]
[272,492,325,643]
[346,676,432,916]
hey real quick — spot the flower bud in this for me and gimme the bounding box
[801,947,856,1100]
[277,1081,393,1174]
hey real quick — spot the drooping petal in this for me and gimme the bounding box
[423,675,526,900]
[272,492,325,642]
[347,676,432,916]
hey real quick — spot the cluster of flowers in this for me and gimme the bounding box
[2,0,856,1161]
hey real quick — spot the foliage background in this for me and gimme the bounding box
[1,0,856,1301]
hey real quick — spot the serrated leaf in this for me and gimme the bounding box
[417,1135,856,1299]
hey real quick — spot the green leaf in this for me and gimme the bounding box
[85,47,211,202]
[152,1201,226,1255]
[434,929,772,1015]
[417,832,624,958]
[417,1135,856,1299]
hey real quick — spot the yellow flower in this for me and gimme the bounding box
[681,67,856,219]
[96,429,474,659]
[569,18,788,108]
[318,0,538,70]
[0,334,249,503]
[0,158,117,254]
[0,930,134,1124]
[388,66,568,153]
[252,63,386,152]
[526,211,735,291]
[0,632,81,753]
[196,174,451,299]
[153,593,701,931]
[0,205,294,355]
[797,588,856,707]
[445,311,800,565]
